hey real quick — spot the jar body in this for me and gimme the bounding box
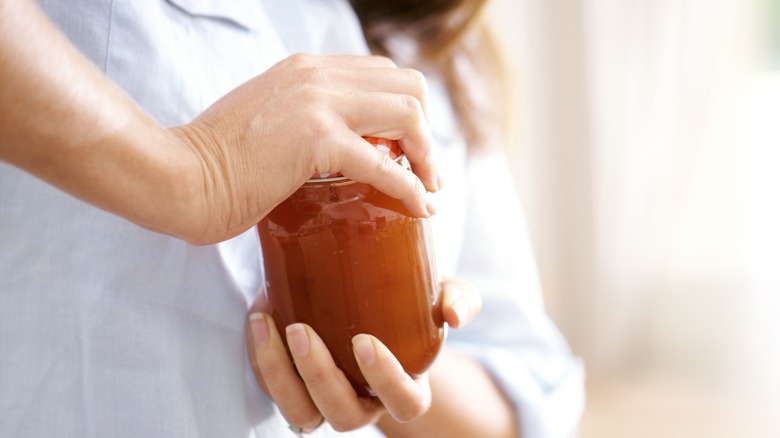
[257,176,444,396]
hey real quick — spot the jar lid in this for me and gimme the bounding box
[309,137,403,181]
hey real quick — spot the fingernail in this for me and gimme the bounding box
[452,296,469,325]
[352,334,376,365]
[435,173,444,191]
[286,323,310,357]
[249,313,269,345]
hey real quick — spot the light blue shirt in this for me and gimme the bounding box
[0,1,584,437]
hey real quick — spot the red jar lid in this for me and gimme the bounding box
[310,137,403,181]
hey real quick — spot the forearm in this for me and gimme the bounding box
[376,348,519,438]
[0,0,198,240]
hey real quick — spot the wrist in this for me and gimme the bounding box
[164,124,222,245]
[76,118,206,244]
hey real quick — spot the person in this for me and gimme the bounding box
[246,1,584,437]
[0,1,583,438]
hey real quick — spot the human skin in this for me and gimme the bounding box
[0,0,518,434]
[247,277,519,437]
[0,0,440,245]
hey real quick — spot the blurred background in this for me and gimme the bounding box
[485,0,780,436]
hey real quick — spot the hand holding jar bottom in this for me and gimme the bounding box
[246,277,479,433]
[247,139,480,431]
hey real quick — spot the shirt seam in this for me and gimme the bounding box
[104,0,116,74]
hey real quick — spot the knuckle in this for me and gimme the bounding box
[395,397,430,423]
[372,150,397,176]
[309,113,339,146]
[296,86,340,118]
[285,54,331,85]
[294,92,332,132]
[399,94,423,116]
[413,145,434,167]
[329,413,364,432]
[303,367,330,390]
[369,55,397,68]
[293,85,316,104]
[301,100,330,125]
[301,114,338,172]
[288,52,319,68]
[396,95,425,129]
[295,66,330,86]
[286,410,322,431]
[307,66,333,84]
[255,358,284,379]
[402,68,427,90]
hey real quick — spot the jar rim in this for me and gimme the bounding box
[305,154,405,183]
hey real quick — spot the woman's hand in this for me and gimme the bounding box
[0,0,438,246]
[171,53,440,244]
[245,277,481,433]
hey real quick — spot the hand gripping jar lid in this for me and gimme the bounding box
[310,137,404,181]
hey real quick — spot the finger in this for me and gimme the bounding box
[331,68,430,125]
[331,132,434,218]
[246,294,271,393]
[246,320,272,396]
[334,91,438,193]
[440,277,483,328]
[352,334,432,423]
[248,314,324,432]
[284,53,398,70]
[286,324,385,432]
[284,58,430,124]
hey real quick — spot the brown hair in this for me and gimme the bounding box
[351,0,509,152]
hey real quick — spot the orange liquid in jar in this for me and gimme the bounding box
[257,163,444,397]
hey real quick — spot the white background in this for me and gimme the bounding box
[486,0,780,436]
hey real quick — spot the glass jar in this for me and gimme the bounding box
[256,137,444,397]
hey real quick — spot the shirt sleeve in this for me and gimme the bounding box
[445,150,585,438]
